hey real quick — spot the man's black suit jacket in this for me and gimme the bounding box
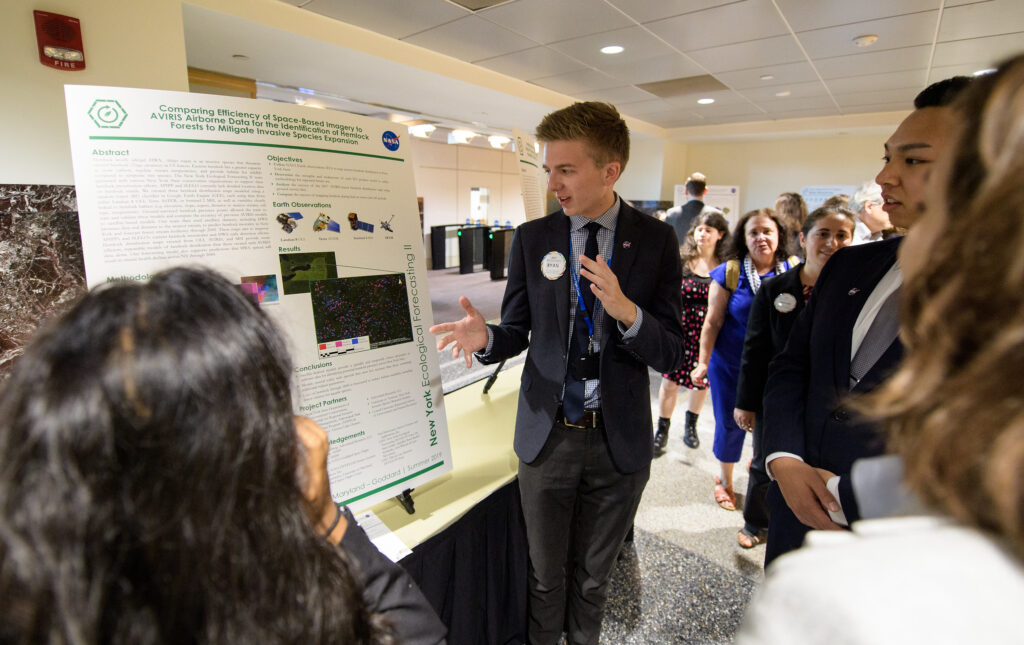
[665,199,704,244]
[763,237,903,519]
[478,203,684,474]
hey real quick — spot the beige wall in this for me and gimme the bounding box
[618,137,665,202]
[1,0,188,185]
[685,134,890,213]
[410,139,523,230]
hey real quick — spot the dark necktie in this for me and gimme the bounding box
[850,285,901,389]
[563,222,601,423]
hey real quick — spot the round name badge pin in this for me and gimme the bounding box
[541,251,567,280]
[774,293,798,313]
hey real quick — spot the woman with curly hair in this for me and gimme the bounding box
[739,55,1024,642]
[654,209,730,454]
[0,267,444,644]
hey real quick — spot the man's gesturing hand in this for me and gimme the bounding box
[580,254,637,327]
[428,296,489,368]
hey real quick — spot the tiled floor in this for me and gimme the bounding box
[428,267,764,643]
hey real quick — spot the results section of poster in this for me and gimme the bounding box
[65,85,451,509]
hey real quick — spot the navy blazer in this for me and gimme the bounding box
[478,202,684,474]
[763,237,903,520]
[735,265,807,413]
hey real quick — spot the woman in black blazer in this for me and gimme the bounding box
[733,205,857,548]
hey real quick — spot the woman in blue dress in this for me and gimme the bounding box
[691,209,794,510]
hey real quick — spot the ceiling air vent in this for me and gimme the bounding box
[636,75,728,99]
[446,0,517,11]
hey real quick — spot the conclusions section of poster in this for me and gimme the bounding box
[65,85,451,509]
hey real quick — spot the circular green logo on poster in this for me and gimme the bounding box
[88,99,127,129]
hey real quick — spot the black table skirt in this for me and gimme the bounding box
[400,479,528,645]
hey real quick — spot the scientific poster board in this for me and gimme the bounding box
[676,184,741,229]
[513,127,545,221]
[64,85,452,510]
[801,185,858,211]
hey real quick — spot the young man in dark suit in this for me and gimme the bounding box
[430,101,684,644]
[761,77,972,566]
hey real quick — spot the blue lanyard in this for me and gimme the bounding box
[570,225,613,341]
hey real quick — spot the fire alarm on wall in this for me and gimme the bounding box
[34,10,85,71]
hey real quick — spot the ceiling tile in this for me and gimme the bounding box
[687,35,805,72]
[403,15,539,62]
[774,0,941,32]
[740,80,830,101]
[548,26,676,67]
[691,101,765,118]
[755,95,839,111]
[607,0,734,24]
[938,0,1024,41]
[578,85,660,104]
[832,87,919,107]
[796,12,940,59]
[479,0,632,45]
[825,70,929,94]
[530,68,621,94]
[617,98,678,115]
[844,102,915,114]
[655,113,712,128]
[645,0,790,51]
[760,106,843,120]
[665,88,751,108]
[714,61,821,89]
[927,63,989,84]
[932,33,1024,68]
[302,0,469,39]
[476,46,588,80]
[598,53,706,85]
[814,45,932,79]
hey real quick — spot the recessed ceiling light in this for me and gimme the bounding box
[601,45,624,55]
[409,124,436,138]
[488,135,511,149]
[973,68,997,76]
[448,129,478,145]
[697,98,715,105]
[231,54,249,60]
[775,90,791,97]
[760,74,775,81]
[852,34,878,47]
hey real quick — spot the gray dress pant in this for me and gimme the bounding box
[518,421,650,645]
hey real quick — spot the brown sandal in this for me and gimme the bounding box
[714,476,736,511]
[737,527,762,548]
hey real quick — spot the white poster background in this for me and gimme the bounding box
[801,185,858,211]
[676,184,741,229]
[513,128,545,221]
[65,85,452,510]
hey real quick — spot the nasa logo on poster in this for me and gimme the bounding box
[382,130,400,151]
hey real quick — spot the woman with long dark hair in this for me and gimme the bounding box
[0,267,441,644]
[654,209,729,454]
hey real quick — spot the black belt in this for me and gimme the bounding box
[557,406,602,429]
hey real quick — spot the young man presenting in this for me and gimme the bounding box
[430,102,683,644]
